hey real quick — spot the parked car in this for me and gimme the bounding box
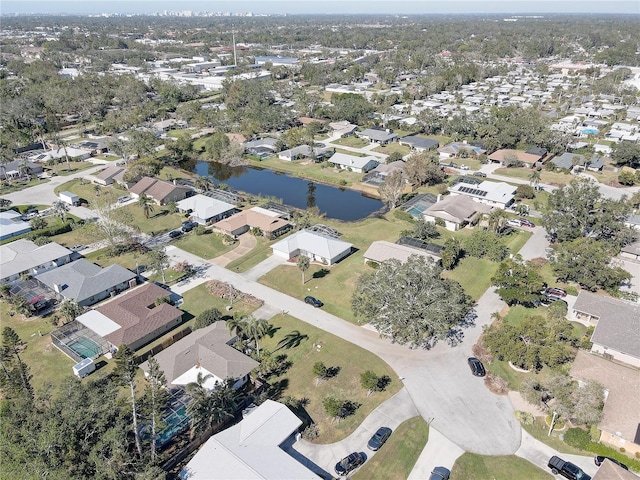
[168,230,183,239]
[367,427,392,451]
[70,244,87,252]
[519,218,535,228]
[473,171,487,177]
[507,218,522,227]
[117,195,130,203]
[540,296,567,307]
[594,456,628,470]
[460,164,470,170]
[335,452,365,476]
[304,295,323,308]
[548,455,591,480]
[468,357,486,377]
[544,287,567,298]
[181,221,198,232]
[429,466,451,480]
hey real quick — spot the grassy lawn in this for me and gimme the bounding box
[352,417,429,480]
[331,136,370,148]
[247,156,364,187]
[260,313,401,443]
[443,256,499,301]
[494,167,572,187]
[522,418,587,455]
[260,214,411,323]
[49,224,105,248]
[0,300,75,394]
[503,230,532,254]
[372,143,411,157]
[173,231,236,259]
[54,178,106,204]
[49,161,97,176]
[119,204,183,235]
[84,247,144,271]
[332,148,367,157]
[451,453,553,480]
[504,305,539,325]
[180,283,260,319]
[12,204,51,213]
[226,236,274,272]
[158,165,193,182]
[0,177,49,195]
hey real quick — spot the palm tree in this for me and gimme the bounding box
[487,209,508,234]
[51,200,70,221]
[529,169,541,188]
[195,176,212,192]
[297,255,310,284]
[138,194,155,219]
[186,376,241,438]
[243,316,271,358]
[225,314,248,343]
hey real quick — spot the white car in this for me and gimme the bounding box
[507,219,522,227]
[460,164,470,170]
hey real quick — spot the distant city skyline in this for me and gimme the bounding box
[2,0,639,15]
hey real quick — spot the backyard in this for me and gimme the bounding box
[451,453,553,480]
[246,156,365,187]
[259,313,401,443]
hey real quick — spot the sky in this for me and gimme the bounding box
[2,0,639,15]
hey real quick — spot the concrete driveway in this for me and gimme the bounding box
[287,388,419,477]
[517,226,550,261]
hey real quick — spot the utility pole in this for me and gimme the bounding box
[232,27,237,67]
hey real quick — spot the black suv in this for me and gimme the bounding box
[548,456,591,480]
[304,296,323,308]
[335,452,365,476]
[468,357,486,377]
[181,221,198,232]
[168,230,183,239]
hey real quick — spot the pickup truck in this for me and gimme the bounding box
[548,456,591,480]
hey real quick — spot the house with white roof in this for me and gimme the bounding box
[272,229,353,265]
[0,210,31,241]
[176,194,238,225]
[327,152,379,173]
[363,241,441,265]
[179,399,318,480]
[449,180,517,209]
[423,195,493,231]
[0,239,72,283]
[139,321,257,390]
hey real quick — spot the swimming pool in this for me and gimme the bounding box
[582,128,599,135]
[67,337,102,359]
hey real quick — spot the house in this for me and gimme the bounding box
[35,259,136,307]
[179,399,318,480]
[363,241,441,265]
[551,152,583,170]
[0,160,43,180]
[277,145,330,162]
[272,229,353,265]
[176,194,238,225]
[525,147,548,162]
[570,351,640,457]
[76,283,183,351]
[152,118,188,133]
[572,290,640,368]
[620,239,640,262]
[578,156,606,172]
[438,142,486,158]
[0,210,31,241]
[244,137,279,157]
[328,152,379,173]
[129,176,192,205]
[213,207,292,239]
[0,239,72,283]
[487,149,541,166]
[423,195,492,231]
[358,128,398,145]
[92,166,126,186]
[449,180,517,209]
[140,321,258,390]
[328,120,358,137]
[398,136,440,152]
[592,459,639,480]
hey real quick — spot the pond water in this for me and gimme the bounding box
[191,161,384,221]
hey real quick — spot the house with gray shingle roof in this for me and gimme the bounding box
[327,152,379,173]
[572,290,640,368]
[550,152,583,170]
[398,136,439,152]
[140,321,257,390]
[423,195,492,231]
[35,259,136,307]
[358,128,398,145]
[1,239,72,283]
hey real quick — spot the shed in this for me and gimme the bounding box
[72,358,95,378]
[59,191,79,206]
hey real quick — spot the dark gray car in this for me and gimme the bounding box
[429,466,451,480]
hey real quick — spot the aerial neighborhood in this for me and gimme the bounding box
[2,5,640,480]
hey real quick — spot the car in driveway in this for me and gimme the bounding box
[519,218,535,228]
[548,455,591,480]
[468,357,486,377]
[429,466,451,480]
[181,221,198,232]
[473,171,487,177]
[70,244,87,252]
[507,218,522,227]
[168,230,183,239]
[367,427,392,451]
[335,452,365,476]
[304,295,323,308]
[544,287,567,298]
[594,456,628,470]
[460,164,470,170]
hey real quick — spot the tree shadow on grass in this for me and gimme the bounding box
[265,378,289,400]
[150,210,169,219]
[312,268,330,279]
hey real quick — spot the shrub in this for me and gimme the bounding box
[564,428,591,450]
[194,308,223,330]
[194,225,208,235]
[515,411,535,425]
[393,209,413,222]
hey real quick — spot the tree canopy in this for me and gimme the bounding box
[352,255,471,347]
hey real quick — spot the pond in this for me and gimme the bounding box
[191,161,385,221]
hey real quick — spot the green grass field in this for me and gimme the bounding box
[173,231,236,259]
[259,313,401,443]
[451,453,553,480]
[247,156,365,187]
[352,417,429,480]
[226,237,274,272]
[443,256,499,301]
[331,136,370,148]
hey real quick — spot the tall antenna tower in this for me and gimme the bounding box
[232,27,237,67]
